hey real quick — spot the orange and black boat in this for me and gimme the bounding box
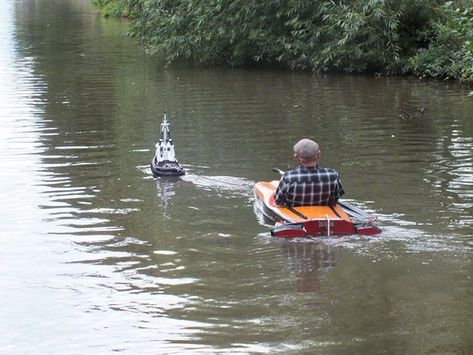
[254,175,381,238]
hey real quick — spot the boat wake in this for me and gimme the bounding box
[181,171,254,198]
[254,196,472,256]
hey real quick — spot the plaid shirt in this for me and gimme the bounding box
[275,165,344,206]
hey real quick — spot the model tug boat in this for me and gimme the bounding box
[254,169,381,238]
[150,112,185,177]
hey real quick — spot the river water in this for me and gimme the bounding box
[1,0,472,354]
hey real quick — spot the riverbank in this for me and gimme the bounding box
[94,0,473,86]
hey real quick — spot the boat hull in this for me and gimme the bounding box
[254,180,381,238]
[150,157,185,177]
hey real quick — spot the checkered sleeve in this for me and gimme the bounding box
[333,174,344,199]
[274,175,288,205]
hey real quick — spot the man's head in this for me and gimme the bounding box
[293,138,320,166]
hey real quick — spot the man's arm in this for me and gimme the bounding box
[329,174,344,205]
[274,178,288,205]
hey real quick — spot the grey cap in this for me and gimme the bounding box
[293,139,319,160]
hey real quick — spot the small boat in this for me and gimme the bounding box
[254,178,381,238]
[151,112,185,177]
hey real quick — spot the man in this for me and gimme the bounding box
[275,138,344,207]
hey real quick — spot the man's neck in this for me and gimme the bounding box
[300,164,318,169]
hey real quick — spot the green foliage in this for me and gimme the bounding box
[93,0,140,18]
[277,0,438,73]
[96,0,473,83]
[130,0,289,66]
[410,1,473,83]
[128,0,439,72]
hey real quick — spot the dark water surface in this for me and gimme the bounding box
[1,0,472,353]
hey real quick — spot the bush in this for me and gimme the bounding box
[129,0,441,73]
[96,0,473,83]
[410,1,473,83]
[93,0,140,18]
